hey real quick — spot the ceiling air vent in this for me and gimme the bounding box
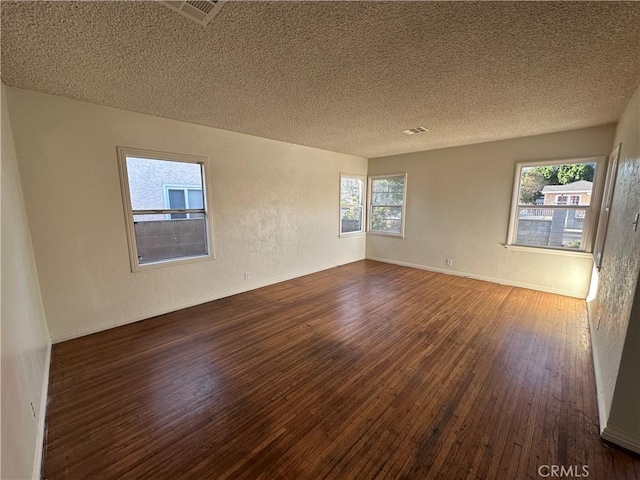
[402,127,429,135]
[159,0,226,26]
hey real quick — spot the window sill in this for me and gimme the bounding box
[367,232,405,239]
[504,244,593,259]
[131,253,213,272]
[339,231,365,238]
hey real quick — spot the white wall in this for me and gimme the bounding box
[588,84,640,452]
[5,87,367,342]
[1,83,51,479]
[367,124,616,298]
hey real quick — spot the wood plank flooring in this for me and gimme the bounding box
[43,260,639,479]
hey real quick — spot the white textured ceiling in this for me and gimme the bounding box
[2,1,639,158]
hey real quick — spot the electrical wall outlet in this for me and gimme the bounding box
[244,272,250,280]
[446,259,453,267]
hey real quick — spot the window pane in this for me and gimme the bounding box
[168,189,186,208]
[341,207,363,233]
[518,162,595,206]
[133,214,208,265]
[340,177,363,206]
[187,189,204,209]
[126,157,203,210]
[371,206,403,234]
[168,189,187,219]
[372,177,404,195]
[371,191,403,206]
[513,161,595,251]
[515,207,587,249]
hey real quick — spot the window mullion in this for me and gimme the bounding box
[516,205,589,210]
[133,208,205,215]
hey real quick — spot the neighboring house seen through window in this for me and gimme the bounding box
[117,147,212,271]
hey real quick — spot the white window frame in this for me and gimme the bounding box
[339,173,366,237]
[506,156,605,254]
[117,146,215,272]
[163,184,204,219]
[368,173,407,238]
[593,144,621,269]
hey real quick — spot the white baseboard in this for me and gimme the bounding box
[53,320,117,344]
[601,425,640,454]
[51,259,363,343]
[32,340,52,480]
[366,257,586,299]
[592,296,640,454]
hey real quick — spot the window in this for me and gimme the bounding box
[117,147,212,271]
[340,174,365,236]
[369,173,407,237]
[163,185,204,219]
[507,158,603,252]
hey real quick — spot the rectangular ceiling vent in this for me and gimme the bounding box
[402,127,429,135]
[159,0,226,26]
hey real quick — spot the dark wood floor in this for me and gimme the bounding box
[44,260,639,479]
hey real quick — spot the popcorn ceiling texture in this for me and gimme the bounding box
[1,1,639,158]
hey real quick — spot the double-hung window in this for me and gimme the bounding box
[368,174,407,237]
[339,174,366,235]
[507,157,604,252]
[117,147,213,270]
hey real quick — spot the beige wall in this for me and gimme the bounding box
[367,124,616,298]
[1,84,51,479]
[589,84,640,452]
[5,87,367,342]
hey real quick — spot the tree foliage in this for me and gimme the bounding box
[519,169,547,204]
[557,163,594,184]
